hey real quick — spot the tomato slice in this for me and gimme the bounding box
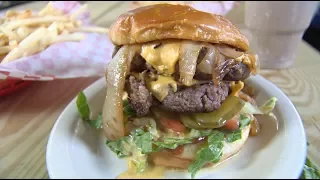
[223,119,240,131]
[159,118,186,132]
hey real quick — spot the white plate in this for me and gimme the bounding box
[46,75,307,179]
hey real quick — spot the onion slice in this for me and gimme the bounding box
[197,44,216,74]
[248,53,259,75]
[102,45,138,141]
[211,49,226,85]
[217,44,243,59]
[179,40,203,86]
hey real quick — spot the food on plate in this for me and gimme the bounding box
[0,2,109,64]
[77,3,278,179]
[130,1,186,9]
[300,157,320,179]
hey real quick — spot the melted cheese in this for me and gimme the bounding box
[146,76,178,102]
[235,54,257,74]
[230,81,244,96]
[141,40,181,75]
[117,160,165,179]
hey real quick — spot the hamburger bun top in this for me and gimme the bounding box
[109,4,249,51]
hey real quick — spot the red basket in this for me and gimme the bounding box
[0,79,32,97]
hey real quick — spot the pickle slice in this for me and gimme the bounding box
[180,96,245,129]
[180,115,212,130]
[194,96,245,126]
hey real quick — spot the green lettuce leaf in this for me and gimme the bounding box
[239,114,251,129]
[76,91,103,129]
[87,113,103,129]
[76,91,90,120]
[153,129,212,151]
[225,129,242,143]
[259,97,278,114]
[300,157,320,179]
[123,99,136,116]
[105,136,132,158]
[188,131,224,179]
[132,129,153,154]
[241,102,262,115]
[223,114,251,143]
[154,138,193,151]
[147,119,160,140]
[105,127,153,173]
[241,97,278,115]
[188,129,213,139]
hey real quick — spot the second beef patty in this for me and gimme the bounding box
[127,76,230,116]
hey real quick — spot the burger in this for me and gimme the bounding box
[101,4,277,178]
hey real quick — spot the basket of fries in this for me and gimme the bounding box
[0,1,115,96]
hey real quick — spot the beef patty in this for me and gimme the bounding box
[126,76,153,116]
[127,76,230,116]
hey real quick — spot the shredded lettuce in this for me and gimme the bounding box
[132,129,153,154]
[154,138,193,151]
[188,129,213,139]
[259,97,278,114]
[123,99,136,116]
[224,114,251,143]
[225,130,242,143]
[147,119,160,140]
[105,136,132,158]
[300,157,320,179]
[241,97,278,115]
[239,114,251,129]
[105,128,153,173]
[188,131,224,179]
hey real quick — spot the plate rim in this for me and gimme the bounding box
[46,75,307,179]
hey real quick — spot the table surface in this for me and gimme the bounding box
[1,1,320,179]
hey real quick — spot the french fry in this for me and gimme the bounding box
[9,40,18,48]
[2,27,47,63]
[19,27,47,49]
[70,26,110,34]
[0,46,12,55]
[51,33,85,44]
[1,47,23,64]
[0,40,6,46]
[0,2,111,64]
[0,27,19,41]
[6,16,70,30]
[15,26,33,41]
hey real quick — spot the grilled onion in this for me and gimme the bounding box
[217,44,244,59]
[197,44,216,74]
[211,49,227,85]
[248,53,259,75]
[179,40,203,86]
[102,45,139,141]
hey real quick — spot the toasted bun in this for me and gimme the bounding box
[149,125,251,169]
[109,4,249,51]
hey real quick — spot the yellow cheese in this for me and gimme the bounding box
[146,75,177,102]
[117,160,165,179]
[141,40,180,75]
[230,81,244,96]
[235,54,257,74]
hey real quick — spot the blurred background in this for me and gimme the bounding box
[0,1,318,52]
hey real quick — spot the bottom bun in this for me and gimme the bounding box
[149,125,251,169]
